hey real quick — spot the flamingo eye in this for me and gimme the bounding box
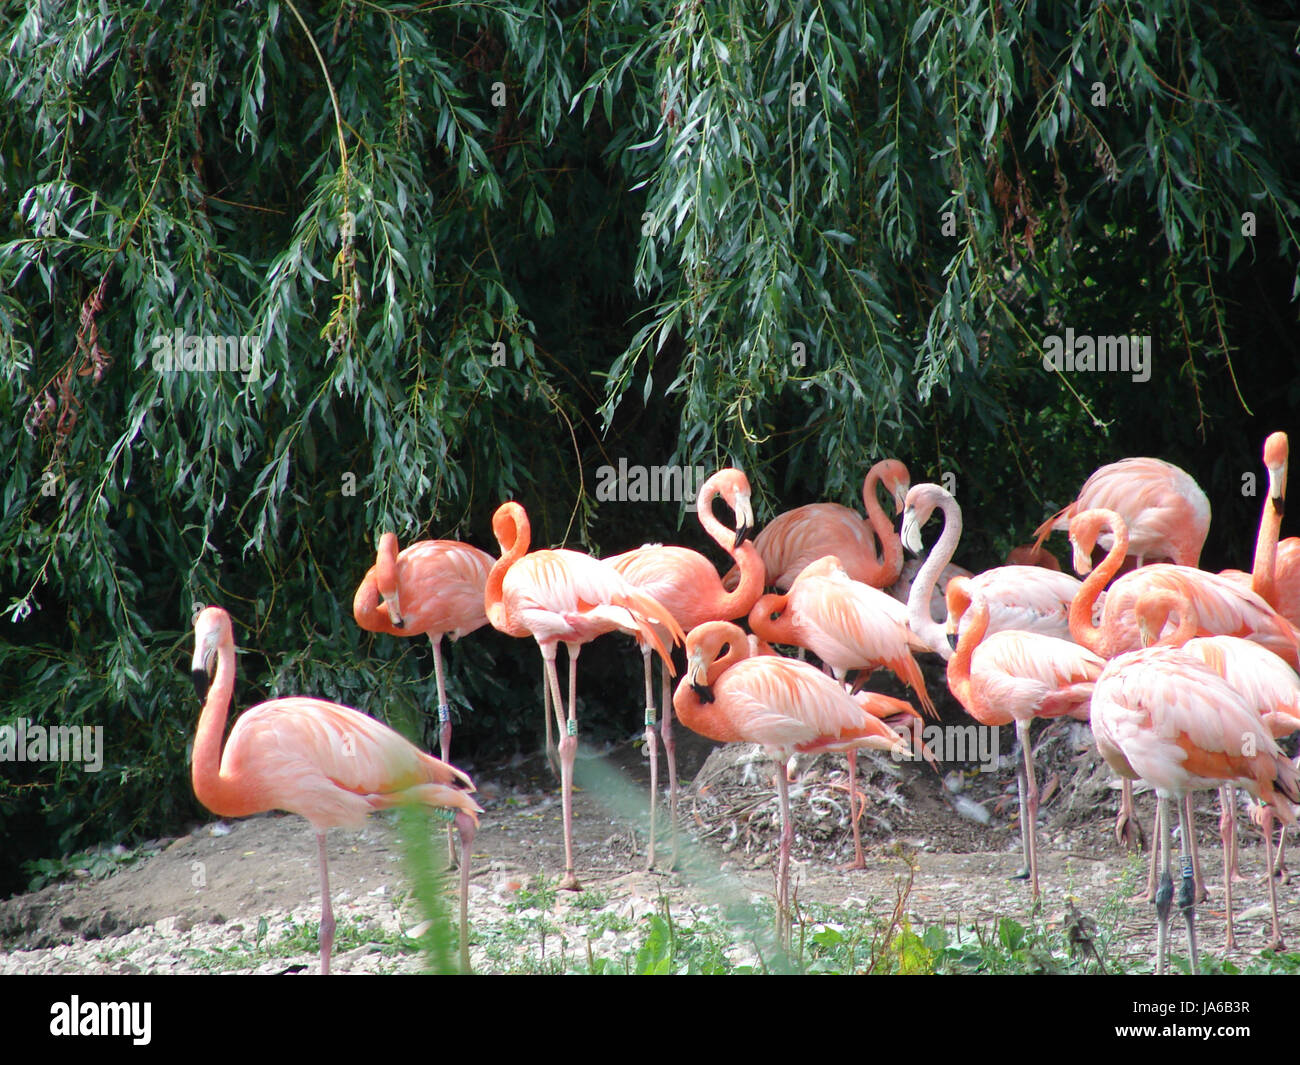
[769,611,780,622]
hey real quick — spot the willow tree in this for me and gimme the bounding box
[1,0,1296,887]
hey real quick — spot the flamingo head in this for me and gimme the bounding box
[191,606,232,699]
[699,468,755,547]
[491,501,529,555]
[900,483,949,555]
[683,620,749,697]
[874,459,911,516]
[376,532,404,627]
[1067,509,1123,575]
[1265,431,1289,516]
[943,576,973,652]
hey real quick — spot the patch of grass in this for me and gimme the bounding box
[507,875,559,913]
[22,843,160,892]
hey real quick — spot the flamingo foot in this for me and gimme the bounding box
[1115,809,1145,852]
[559,872,582,892]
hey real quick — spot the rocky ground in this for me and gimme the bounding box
[3,718,1298,975]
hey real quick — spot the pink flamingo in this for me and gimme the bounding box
[672,621,911,943]
[1135,587,1300,948]
[1069,506,1299,865]
[731,459,911,591]
[1033,456,1211,568]
[944,584,1105,897]
[485,501,684,890]
[1005,543,1062,570]
[606,467,764,869]
[1090,645,1299,973]
[352,532,493,764]
[898,483,1090,651]
[1223,432,1300,627]
[190,606,482,974]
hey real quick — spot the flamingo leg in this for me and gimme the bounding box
[661,664,680,869]
[1259,807,1285,950]
[455,810,477,973]
[542,659,559,779]
[1220,784,1246,883]
[429,634,457,868]
[1116,778,1145,852]
[641,645,659,870]
[1273,822,1290,883]
[1012,751,1031,882]
[1143,800,1161,902]
[843,749,865,871]
[1185,793,1206,902]
[1223,793,1237,952]
[774,763,793,949]
[556,642,582,891]
[317,831,334,976]
[1176,797,1199,975]
[1154,797,1173,976]
[1016,719,1040,899]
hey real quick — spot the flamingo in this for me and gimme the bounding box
[484,500,685,890]
[352,532,494,765]
[944,584,1105,898]
[1135,587,1300,948]
[672,621,911,944]
[898,483,1092,653]
[1223,432,1300,627]
[1090,645,1299,973]
[1069,506,1299,865]
[606,467,764,869]
[189,606,482,974]
[1032,456,1211,568]
[727,459,910,591]
[748,555,936,716]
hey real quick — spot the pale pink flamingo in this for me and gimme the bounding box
[1033,456,1211,568]
[352,532,493,764]
[944,584,1105,897]
[485,500,684,890]
[898,483,1092,651]
[190,606,482,974]
[1135,587,1300,948]
[1223,432,1300,627]
[747,554,933,868]
[729,459,910,591]
[672,621,911,942]
[1069,506,1299,865]
[606,467,764,869]
[1090,645,1299,973]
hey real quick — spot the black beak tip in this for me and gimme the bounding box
[946,633,959,652]
[393,617,406,629]
[191,668,211,701]
[734,524,753,549]
[691,682,715,704]
[1273,496,1286,518]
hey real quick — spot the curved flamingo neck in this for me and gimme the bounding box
[863,464,902,581]
[1253,444,1287,606]
[707,631,750,683]
[945,596,988,709]
[1069,511,1128,656]
[908,491,961,659]
[377,533,400,600]
[749,593,798,647]
[354,537,401,635]
[486,505,530,628]
[192,633,259,818]
[1137,590,1197,648]
[699,482,765,619]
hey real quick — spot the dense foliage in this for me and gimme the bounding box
[2,0,1297,893]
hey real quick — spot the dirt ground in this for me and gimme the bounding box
[3,699,1298,974]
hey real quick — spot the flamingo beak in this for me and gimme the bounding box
[733,494,755,549]
[892,482,909,517]
[384,591,405,628]
[946,632,958,652]
[686,651,715,703]
[1071,540,1094,575]
[901,509,923,554]
[1268,461,1287,516]
[191,634,217,700]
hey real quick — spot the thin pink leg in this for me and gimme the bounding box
[641,646,659,870]
[429,635,457,867]
[660,665,680,869]
[1116,778,1145,851]
[1221,785,1246,883]
[556,642,582,891]
[1185,794,1206,902]
[1260,807,1285,950]
[455,811,477,972]
[1017,719,1040,899]
[842,750,865,870]
[775,763,793,948]
[317,831,334,975]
